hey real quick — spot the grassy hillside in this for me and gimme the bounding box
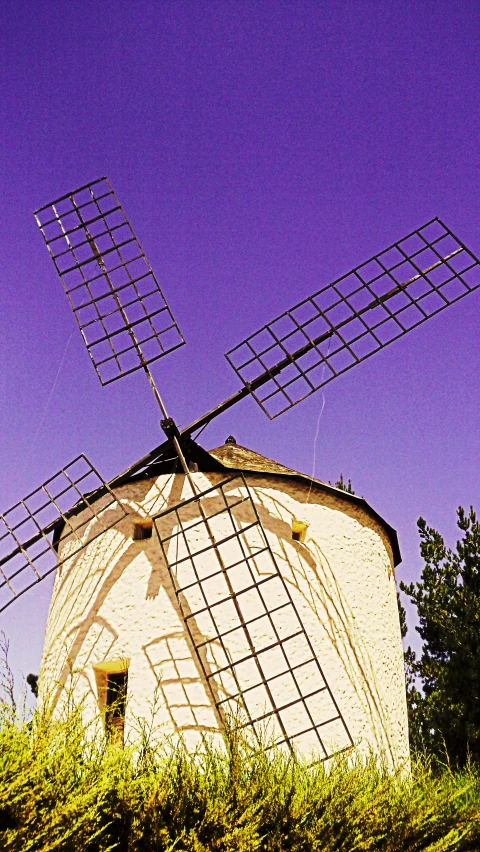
[1,701,479,852]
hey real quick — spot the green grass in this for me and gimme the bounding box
[1,699,480,852]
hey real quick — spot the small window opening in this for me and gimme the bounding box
[106,671,128,743]
[133,519,153,540]
[292,519,309,544]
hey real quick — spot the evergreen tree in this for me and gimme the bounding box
[396,592,424,751]
[400,507,480,765]
[331,473,355,494]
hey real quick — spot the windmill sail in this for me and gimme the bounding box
[226,218,480,418]
[0,456,127,612]
[34,178,185,386]
[154,473,353,758]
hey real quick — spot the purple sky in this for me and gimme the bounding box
[1,0,480,684]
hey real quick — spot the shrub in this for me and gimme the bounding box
[1,704,480,851]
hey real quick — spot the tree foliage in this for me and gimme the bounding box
[400,507,480,766]
[330,474,355,495]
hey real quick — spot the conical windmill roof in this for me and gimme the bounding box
[209,441,302,475]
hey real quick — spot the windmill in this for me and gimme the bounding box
[1,176,479,763]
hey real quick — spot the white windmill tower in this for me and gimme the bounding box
[1,177,478,768]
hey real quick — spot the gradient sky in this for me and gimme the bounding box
[1,0,480,685]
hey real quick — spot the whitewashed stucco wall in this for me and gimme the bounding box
[39,470,409,767]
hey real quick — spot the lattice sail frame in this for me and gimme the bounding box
[226,218,480,418]
[0,455,128,613]
[154,474,353,759]
[34,177,185,385]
